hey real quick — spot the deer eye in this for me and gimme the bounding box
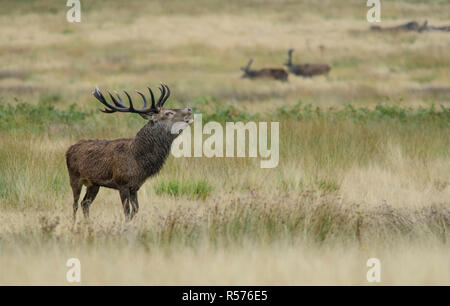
[164,111,173,117]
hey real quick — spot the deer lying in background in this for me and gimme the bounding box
[284,49,331,78]
[66,84,193,222]
[370,20,429,32]
[422,20,450,32]
[241,59,288,82]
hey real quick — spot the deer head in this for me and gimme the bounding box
[240,58,254,78]
[284,49,294,67]
[93,84,193,135]
[419,20,428,32]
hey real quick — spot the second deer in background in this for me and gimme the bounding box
[241,58,288,82]
[284,49,331,78]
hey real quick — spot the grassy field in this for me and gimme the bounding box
[0,0,449,285]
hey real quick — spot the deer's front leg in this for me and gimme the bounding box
[129,190,139,220]
[119,188,131,222]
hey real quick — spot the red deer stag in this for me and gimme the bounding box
[66,84,193,222]
[241,59,288,82]
[284,49,331,78]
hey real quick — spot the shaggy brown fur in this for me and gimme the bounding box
[241,59,288,81]
[284,49,331,78]
[66,85,192,222]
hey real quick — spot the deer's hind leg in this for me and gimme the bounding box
[70,176,83,223]
[129,190,139,220]
[81,185,100,219]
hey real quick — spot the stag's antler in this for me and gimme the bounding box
[93,84,171,115]
[241,58,254,72]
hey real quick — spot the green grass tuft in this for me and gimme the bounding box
[154,180,213,200]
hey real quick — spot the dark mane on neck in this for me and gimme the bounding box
[132,121,175,179]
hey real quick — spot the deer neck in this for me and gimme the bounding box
[132,122,175,178]
[287,53,294,67]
